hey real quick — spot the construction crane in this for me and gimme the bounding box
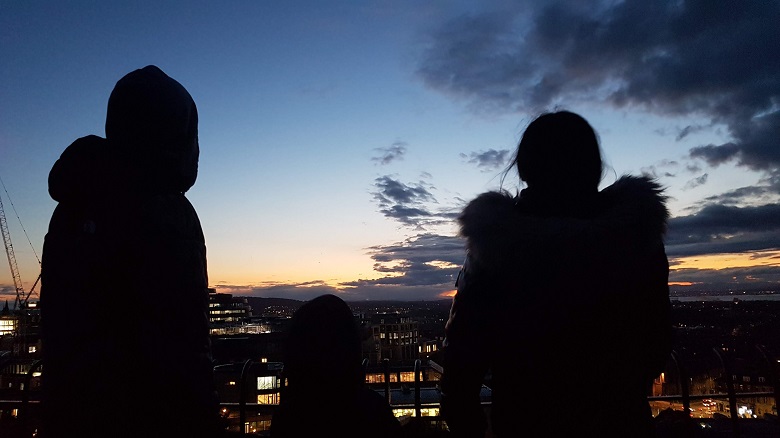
[0,183,40,311]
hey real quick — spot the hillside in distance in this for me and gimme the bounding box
[241,296,452,317]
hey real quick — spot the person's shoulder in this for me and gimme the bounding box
[458,190,524,245]
[48,136,118,203]
[458,190,517,234]
[598,175,669,238]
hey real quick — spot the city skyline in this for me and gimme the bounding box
[2,1,779,301]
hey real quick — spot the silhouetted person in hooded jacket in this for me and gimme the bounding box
[440,111,673,438]
[270,294,401,438]
[40,65,220,438]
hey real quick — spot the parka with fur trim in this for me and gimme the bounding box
[440,175,673,438]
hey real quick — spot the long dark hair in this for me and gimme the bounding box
[508,111,603,196]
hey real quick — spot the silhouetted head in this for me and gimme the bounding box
[105,65,199,192]
[283,294,363,389]
[514,111,602,196]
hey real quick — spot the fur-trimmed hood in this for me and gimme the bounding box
[458,175,669,267]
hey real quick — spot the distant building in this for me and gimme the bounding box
[208,289,252,334]
[363,313,420,364]
[418,338,439,360]
[0,301,16,336]
[0,301,41,395]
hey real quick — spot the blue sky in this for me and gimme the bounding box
[2,1,779,302]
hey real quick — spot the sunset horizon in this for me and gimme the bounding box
[2,1,779,303]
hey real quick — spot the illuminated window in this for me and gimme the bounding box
[28,346,37,353]
[257,376,277,390]
[365,374,385,384]
[392,407,440,418]
[0,320,15,336]
[249,419,272,432]
[257,393,280,405]
[399,372,415,382]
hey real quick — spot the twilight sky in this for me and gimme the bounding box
[2,1,779,302]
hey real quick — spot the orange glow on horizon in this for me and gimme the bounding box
[668,281,695,287]
[439,289,457,298]
[670,250,780,271]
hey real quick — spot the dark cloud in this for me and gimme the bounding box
[341,234,466,298]
[373,175,435,206]
[365,234,465,270]
[372,141,407,165]
[689,143,741,167]
[460,148,512,172]
[669,265,780,294]
[0,285,16,302]
[416,1,780,184]
[371,175,461,228]
[698,185,776,208]
[666,203,780,256]
[371,175,435,227]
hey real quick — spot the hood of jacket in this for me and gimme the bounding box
[458,175,669,267]
[48,135,123,203]
[49,66,199,203]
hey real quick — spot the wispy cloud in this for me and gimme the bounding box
[372,141,408,165]
[641,159,679,179]
[460,148,511,172]
[697,183,780,208]
[0,285,16,302]
[682,173,708,190]
[371,175,460,229]
[676,124,710,142]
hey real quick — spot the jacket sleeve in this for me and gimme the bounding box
[440,255,491,438]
